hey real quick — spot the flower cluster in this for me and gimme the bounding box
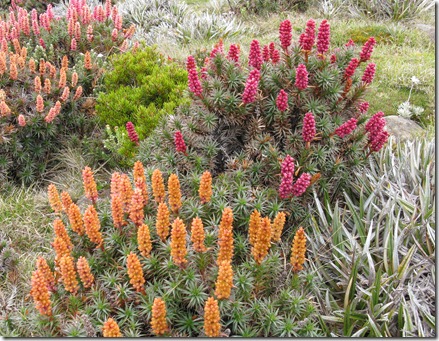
[48,184,63,213]
[152,169,166,203]
[248,39,262,70]
[276,89,288,112]
[302,112,316,143]
[359,37,377,62]
[83,205,103,248]
[156,202,171,241]
[241,69,260,104]
[199,171,212,204]
[217,207,234,264]
[214,260,233,299]
[251,216,272,264]
[170,218,188,267]
[126,121,140,145]
[30,268,52,316]
[168,174,182,213]
[271,211,286,242]
[362,63,376,84]
[227,44,240,64]
[151,298,169,336]
[77,256,94,289]
[317,19,330,55]
[191,217,207,252]
[82,166,98,204]
[204,297,221,337]
[278,155,295,199]
[291,227,307,272]
[187,55,202,97]
[137,224,152,258]
[102,318,122,337]
[59,255,79,294]
[295,64,309,90]
[126,252,145,293]
[299,19,316,52]
[279,19,292,51]
[335,118,358,138]
[365,111,389,152]
[174,130,187,154]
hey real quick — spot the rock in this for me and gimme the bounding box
[415,24,435,42]
[384,115,425,141]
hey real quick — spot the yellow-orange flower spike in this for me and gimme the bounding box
[170,218,188,267]
[77,256,94,288]
[52,236,70,264]
[48,183,63,213]
[29,58,36,73]
[251,217,272,265]
[110,172,122,198]
[53,218,73,250]
[271,211,286,242]
[168,174,182,213]
[156,202,170,241]
[59,255,79,294]
[248,209,261,247]
[204,297,221,337]
[119,173,133,212]
[151,169,165,203]
[217,207,234,264]
[58,67,67,88]
[9,60,18,80]
[126,252,145,293]
[151,298,169,335]
[82,166,98,204]
[44,78,51,94]
[30,269,52,316]
[133,161,148,205]
[61,191,73,214]
[84,51,92,70]
[129,188,144,226]
[36,257,55,291]
[214,261,233,299]
[290,227,307,272]
[137,224,152,258]
[68,203,85,236]
[199,171,212,204]
[83,205,103,248]
[111,194,126,229]
[191,217,207,252]
[102,318,122,337]
[61,55,68,69]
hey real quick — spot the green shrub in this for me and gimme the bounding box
[96,46,189,164]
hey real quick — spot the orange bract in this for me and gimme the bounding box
[102,318,122,337]
[251,216,271,264]
[151,298,169,335]
[190,217,207,253]
[290,227,307,272]
[48,183,63,213]
[204,297,221,337]
[151,169,165,203]
[214,260,233,299]
[126,252,145,293]
[30,269,52,316]
[199,170,212,204]
[168,173,182,213]
[59,255,79,294]
[137,224,152,258]
[77,256,94,288]
[82,166,98,204]
[170,218,188,267]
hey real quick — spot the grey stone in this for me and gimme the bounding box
[415,24,435,42]
[384,115,425,141]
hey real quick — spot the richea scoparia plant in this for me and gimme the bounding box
[137,18,388,224]
[22,19,391,337]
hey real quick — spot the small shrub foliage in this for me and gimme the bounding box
[97,46,188,164]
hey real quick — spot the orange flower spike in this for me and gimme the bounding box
[137,223,152,258]
[34,75,42,92]
[82,166,98,204]
[199,170,212,204]
[58,68,67,88]
[133,161,148,204]
[60,86,70,102]
[39,58,46,75]
[61,55,69,69]
[9,59,18,80]
[119,173,133,212]
[77,256,94,288]
[83,205,103,248]
[126,252,145,293]
[248,209,261,247]
[102,318,122,337]
[214,260,233,299]
[47,183,63,213]
[30,269,52,316]
[68,203,85,235]
[17,56,25,69]
[52,236,70,264]
[252,216,272,264]
[59,255,79,294]
[73,86,83,100]
[84,51,92,70]
[217,207,234,264]
[49,64,57,79]
[20,46,27,60]
[36,257,55,291]
[170,217,188,267]
[44,78,51,94]
[110,172,121,198]
[129,188,144,226]
[151,169,165,203]
[167,173,182,213]
[271,211,286,242]
[61,191,73,214]
[290,227,307,272]
[29,58,36,73]
[111,194,126,229]
[53,218,73,250]
[12,38,20,54]
[190,217,207,252]
[156,202,170,241]
[204,297,221,337]
[71,71,78,87]
[0,52,6,75]
[151,298,169,335]
[36,94,44,112]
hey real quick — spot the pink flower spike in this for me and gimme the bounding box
[174,131,187,155]
[126,121,139,146]
[345,39,355,47]
[249,39,263,70]
[302,112,316,143]
[300,19,315,51]
[360,37,376,62]
[369,130,389,152]
[292,173,312,197]
[276,89,289,112]
[358,101,369,114]
[262,45,270,62]
[365,112,385,135]
[335,118,357,138]
[317,19,330,55]
[278,155,295,199]
[344,58,359,79]
[279,19,292,51]
[242,69,260,104]
[295,64,308,90]
[362,63,376,84]
[18,114,26,127]
[186,56,202,97]
[227,44,240,63]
